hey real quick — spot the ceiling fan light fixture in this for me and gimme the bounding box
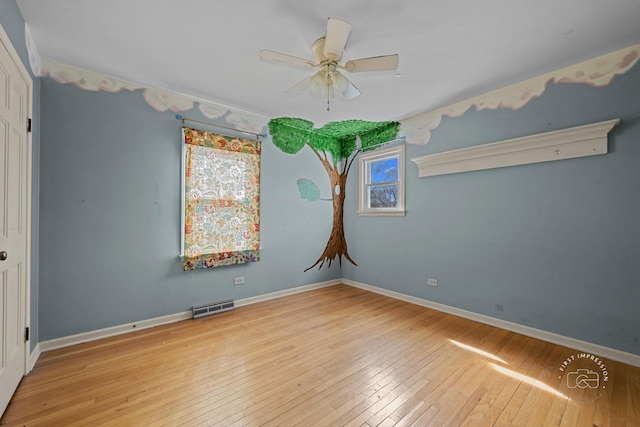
[308,70,325,92]
[304,68,339,111]
[305,67,353,110]
[332,70,349,94]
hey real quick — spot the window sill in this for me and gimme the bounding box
[357,210,406,217]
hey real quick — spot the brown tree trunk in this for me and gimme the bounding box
[305,167,357,271]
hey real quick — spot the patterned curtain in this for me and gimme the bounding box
[183,127,261,271]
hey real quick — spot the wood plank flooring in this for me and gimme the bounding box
[2,284,639,426]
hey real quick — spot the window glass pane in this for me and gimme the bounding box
[369,184,398,208]
[370,158,398,184]
[358,144,405,216]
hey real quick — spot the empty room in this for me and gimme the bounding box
[1,1,639,425]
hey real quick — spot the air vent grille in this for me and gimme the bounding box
[192,299,235,319]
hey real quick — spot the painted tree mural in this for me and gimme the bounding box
[268,118,400,271]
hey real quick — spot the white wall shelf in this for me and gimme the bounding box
[411,119,620,178]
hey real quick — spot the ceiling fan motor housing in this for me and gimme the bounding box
[312,37,332,64]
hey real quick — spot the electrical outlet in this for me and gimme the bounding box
[427,278,438,287]
[234,277,245,285]
[494,303,504,312]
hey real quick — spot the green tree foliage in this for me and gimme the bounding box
[268,118,400,165]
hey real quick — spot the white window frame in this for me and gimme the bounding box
[358,144,406,216]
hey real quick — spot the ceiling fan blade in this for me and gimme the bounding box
[323,18,351,61]
[285,76,311,96]
[260,49,315,68]
[344,54,399,73]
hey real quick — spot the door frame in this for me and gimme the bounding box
[0,21,33,376]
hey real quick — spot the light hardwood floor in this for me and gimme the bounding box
[2,284,639,426]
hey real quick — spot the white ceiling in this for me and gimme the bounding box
[17,0,640,126]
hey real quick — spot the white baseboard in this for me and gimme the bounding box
[343,279,640,367]
[235,279,341,307]
[38,279,341,353]
[28,343,41,373]
[39,311,193,353]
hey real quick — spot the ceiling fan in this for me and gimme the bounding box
[260,17,399,110]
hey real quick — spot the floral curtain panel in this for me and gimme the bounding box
[183,127,261,270]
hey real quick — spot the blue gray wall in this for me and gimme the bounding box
[4,0,639,356]
[38,78,339,340]
[0,0,40,351]
[344,61,640,356]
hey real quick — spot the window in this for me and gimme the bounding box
[358,144,405,216]
[181,127,261,270]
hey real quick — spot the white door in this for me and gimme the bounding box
[0,25,31,415]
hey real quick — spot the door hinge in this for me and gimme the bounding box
[27,118,32,133]
[25,327,29,341]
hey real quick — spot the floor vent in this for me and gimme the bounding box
[192,299,235,319]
